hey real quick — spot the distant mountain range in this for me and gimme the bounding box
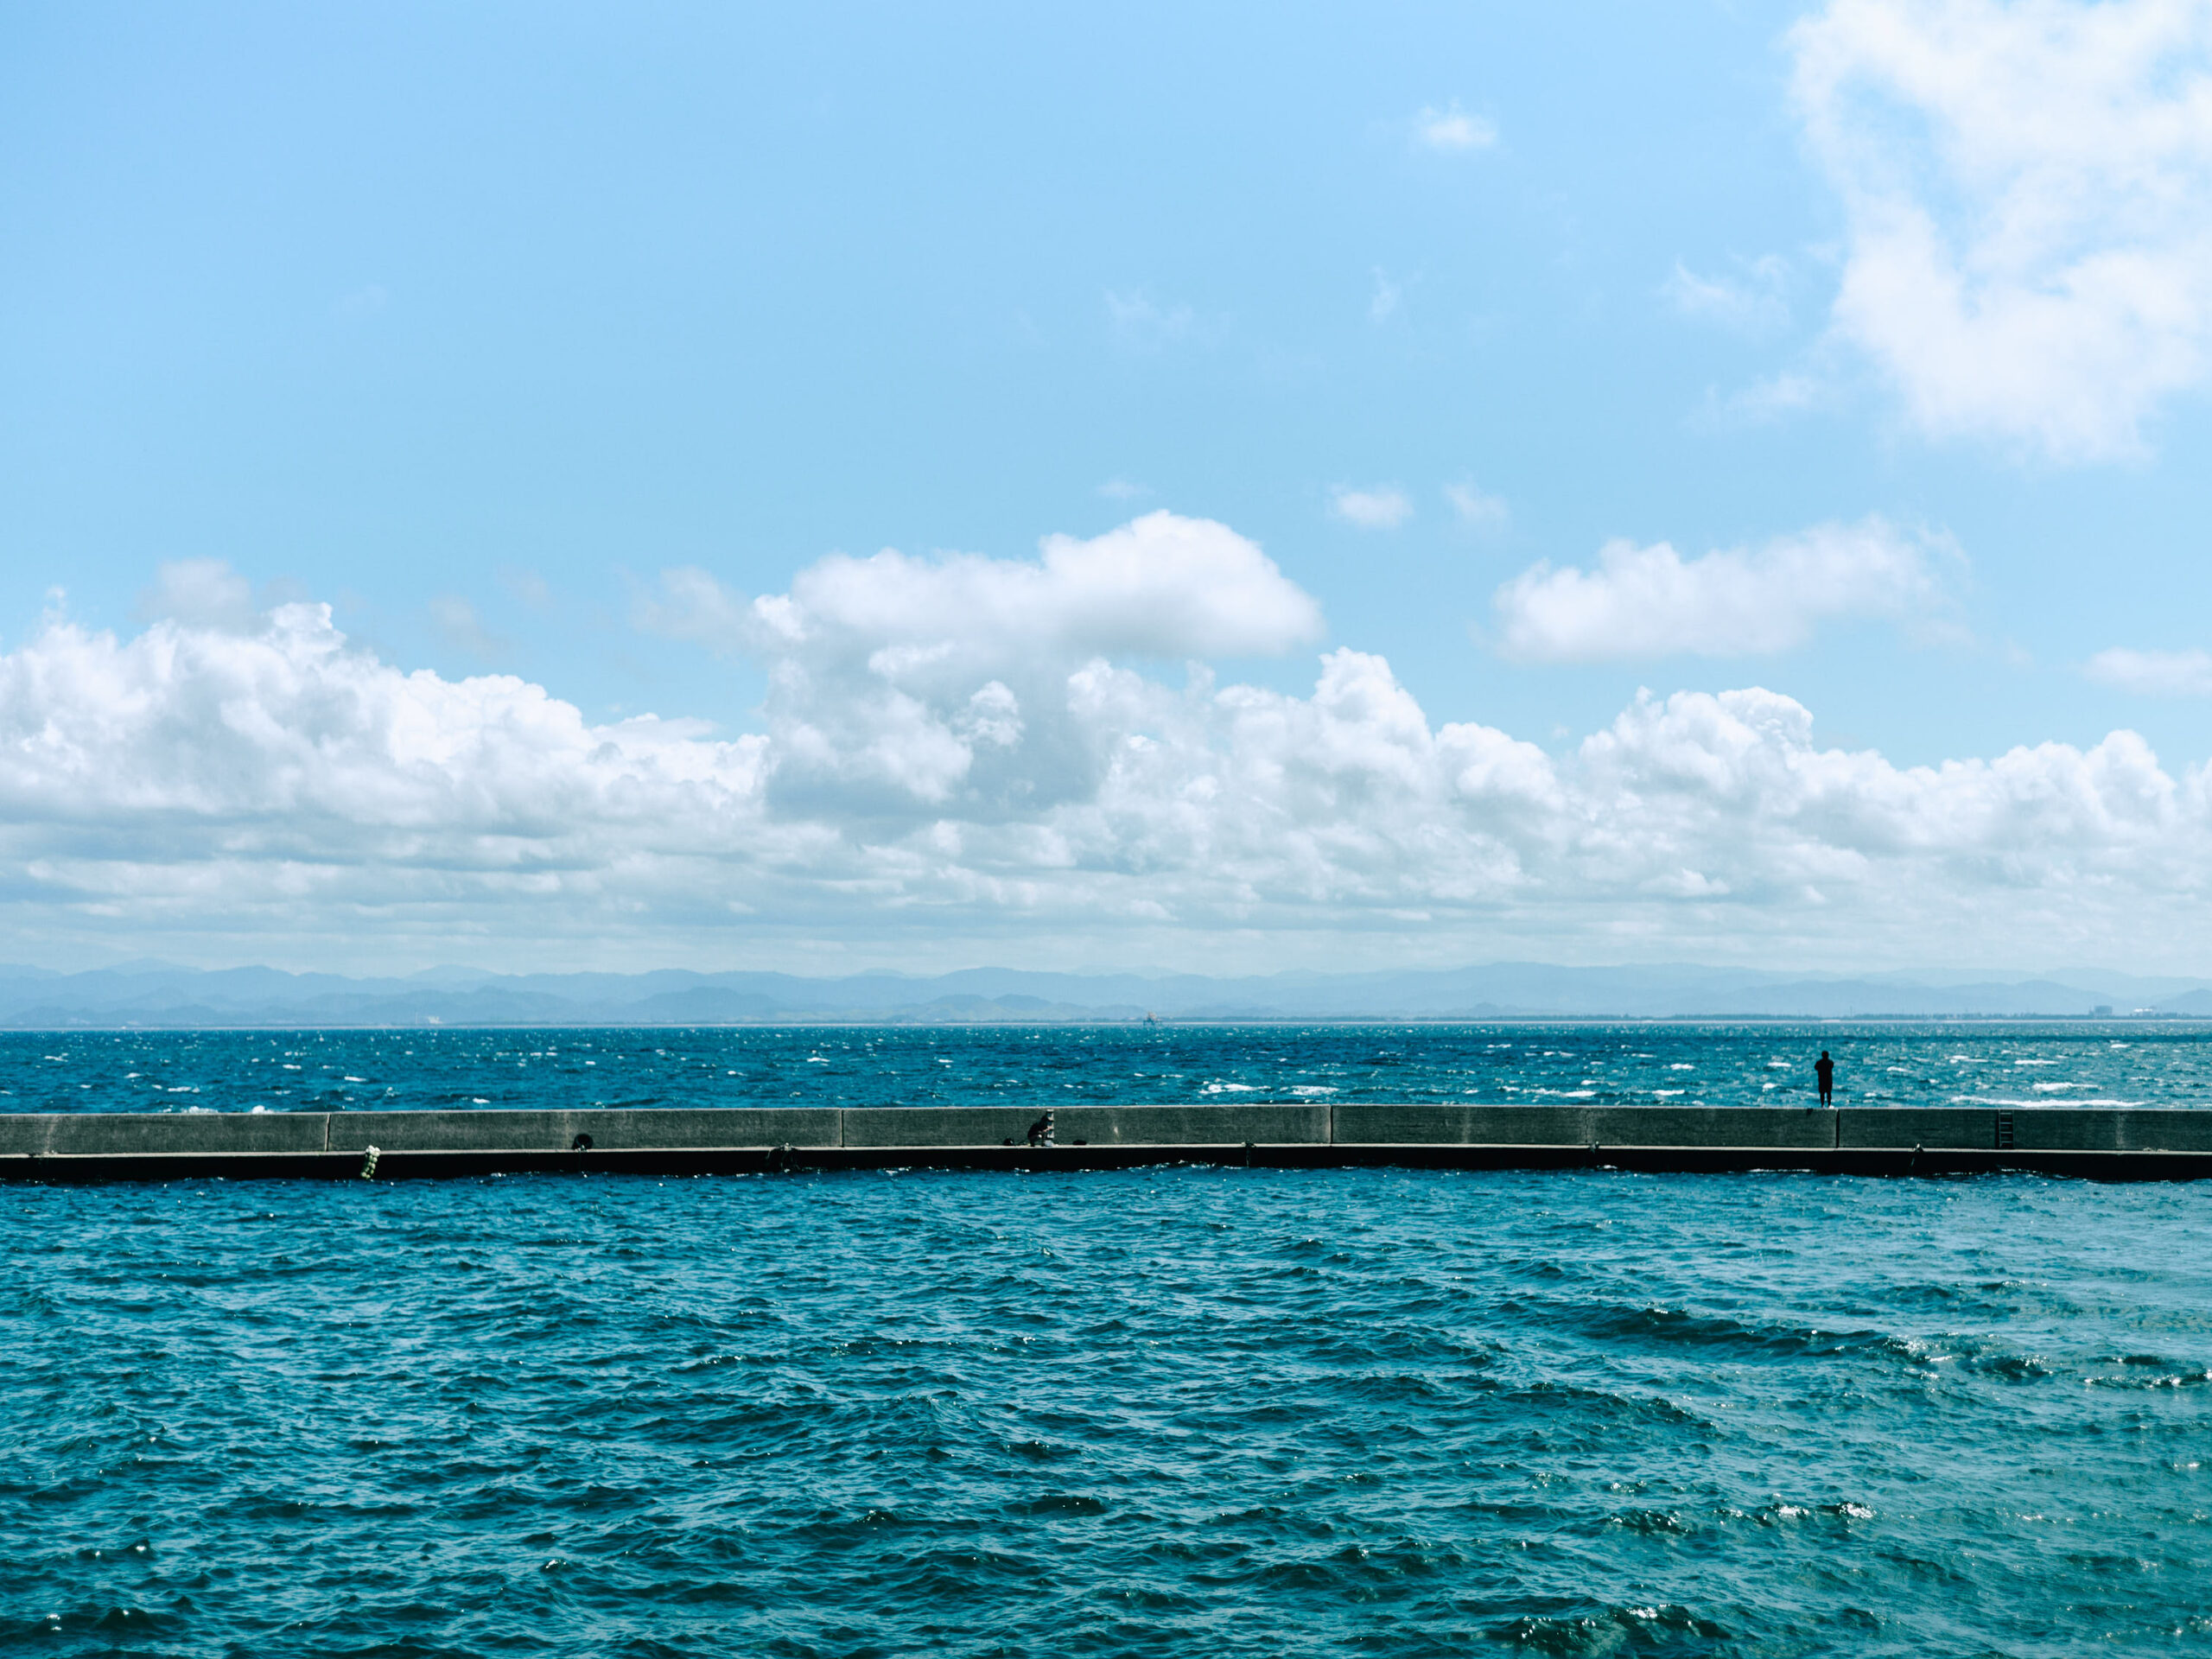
[1,960,2209,1027]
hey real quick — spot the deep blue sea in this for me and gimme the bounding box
[5,1020,2212,1115]
[4,1027,2210,1656]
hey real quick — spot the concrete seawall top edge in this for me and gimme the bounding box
[2,1103,2209,1156]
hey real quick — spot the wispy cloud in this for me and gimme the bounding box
[1104,289,1197,351]
[1791,0,2212,461]
[429,594,512,663]
[1725,372,1822,422]
[1443,481,1509,531]
[1411,103,1496,153]
[1665,256,1791,337]
[2086,646,2212,697]
[499,566,553,613]
[630,566,758,658]
[135,559,259,632]
[1331,485,1414,531]
[1369,268,1403,323]
[1096,477,1152,502]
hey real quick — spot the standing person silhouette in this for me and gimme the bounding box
[1815,1050,1835,1105]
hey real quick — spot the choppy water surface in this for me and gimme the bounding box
[4,1021,2212,1115]
[3,1167,2209,1656]
[5,1029,2211,1654]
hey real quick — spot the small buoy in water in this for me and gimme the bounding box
[359,1145,381,1179]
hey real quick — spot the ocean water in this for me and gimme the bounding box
[4,1028,2210,1656]
[3,1020,2211,1116]
[6,1166,2210,1656]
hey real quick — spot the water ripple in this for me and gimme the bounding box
[3,1165,2209,1654]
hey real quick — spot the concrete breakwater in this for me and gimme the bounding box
[3,1103,2211,1181]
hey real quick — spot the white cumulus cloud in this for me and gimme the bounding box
[2086,645,2212,696]
[640,512,1323,666]
[1331,485,1414,531]
[639,512,1325,817]
[4,532,2211,971]
[0,597,772,897]
[1792,0,2212,459]
[1492,518,1949,663]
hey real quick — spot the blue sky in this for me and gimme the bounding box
[6,1,2212,974]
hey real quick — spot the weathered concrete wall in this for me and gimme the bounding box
[1333,1103,1836,1148]
[1836,1109,1994,1150]
[836,1104,1332,1148]
[5,1103,2212,1180]
[322,1107,842,1154]
[841,1107,1038,1147]
[2007,1109,2212,1153]
[1057,1104,1332,1146]
[0,1111,328,1157]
